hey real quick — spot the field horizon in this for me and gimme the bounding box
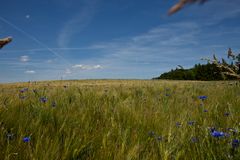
[1,78,236,85]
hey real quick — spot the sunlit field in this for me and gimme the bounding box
[0,80,239,160]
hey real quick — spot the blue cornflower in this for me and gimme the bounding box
[23,137,30,142]
[198,96,207,101]
[203,109,208,112]
[224,112,230,117]
[188,121,195,126]
[40,97,48,103]
[20,88,28,93]
[211,130,225,138]
[232,139,239,148]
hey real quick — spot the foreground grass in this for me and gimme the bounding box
[0,80,239,160]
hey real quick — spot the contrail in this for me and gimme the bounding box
[1,47,89,53]
[0,16,72,66]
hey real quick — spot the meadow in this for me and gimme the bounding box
[0,80,239,160]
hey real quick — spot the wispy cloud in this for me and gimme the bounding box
[67,15,239,79]
[72,64,103,70]
[58,0,99,48]
[86,21,201,63]
[46,59,53,63]
[20,55,30,62]
[24,70,35,74]
[55,21,202,79]
[184,0,240,26]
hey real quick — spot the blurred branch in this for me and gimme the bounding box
[168,0,209,15]
[0,37,12,49]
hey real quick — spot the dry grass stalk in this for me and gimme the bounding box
[203,49,240,80]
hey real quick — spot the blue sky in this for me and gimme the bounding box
[0,0,240,82]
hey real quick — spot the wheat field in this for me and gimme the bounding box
[0,80,239,160]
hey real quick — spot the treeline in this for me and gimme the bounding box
[153,63,237,81]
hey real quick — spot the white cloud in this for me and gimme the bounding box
[72,64,103,70]
[25,15,30,19]
[20,55,30,62]
[93,65,103,69]
[72,64,84,68]
[24,70,35,74]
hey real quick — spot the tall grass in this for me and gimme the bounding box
[0,80,239,159]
